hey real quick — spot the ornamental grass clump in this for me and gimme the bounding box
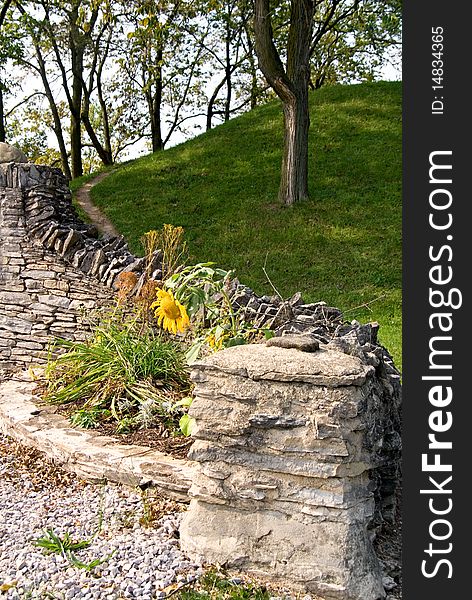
[43,225,196,435]
[44,320,191,432]
[43,224,269,438]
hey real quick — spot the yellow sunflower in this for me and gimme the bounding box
[151,289,190,334]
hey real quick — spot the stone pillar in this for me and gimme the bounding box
[180,343,399,600]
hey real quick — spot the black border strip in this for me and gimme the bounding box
[403,2,469,597]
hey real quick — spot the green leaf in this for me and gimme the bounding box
[172,396,193,409]
[225,337,246,348]
[185,340,204,365]
[179,413,196,436]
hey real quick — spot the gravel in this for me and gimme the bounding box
[0,435,201,599]
[0,425,401,600]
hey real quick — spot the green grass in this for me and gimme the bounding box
[175,568,271,600]
[88,81,402,369]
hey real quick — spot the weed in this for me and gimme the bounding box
[165,262,267,364]
[173,568,271,600]
[32,486,113,573]
[142,225,187,280]
[33,529,115,572]
[138,487,185,528]
[34,529,91,554]
[69,407,110,429]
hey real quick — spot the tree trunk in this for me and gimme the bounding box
[224,11,232,122]
[97,61,113,160]
[253,0,313,205]
[32,41,72,180]
[151,104,164,152]
[244,22,259,110]
[81,113,114,165]
[81,66,114,166]
[151,68,164,151]
[80,26,114,167]
[281,0,312,205]
[206,74,227,131]
[279,87,309,204]
[69,6,83,178]
[70,99,82,177]
[0,0,11,143]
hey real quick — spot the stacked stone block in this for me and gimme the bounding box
[0,164,121,368]
[180,343,401,600]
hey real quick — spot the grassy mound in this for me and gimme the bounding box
[89,81,402,368]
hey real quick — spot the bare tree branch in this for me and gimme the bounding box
[5,90,45,116]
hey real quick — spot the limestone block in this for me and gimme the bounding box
[69,299,97,311]
[0,315,32,335]
[191,344,374,386]
[30,302,57,315]
[180,503,384,600]
[37,294,71,310]
[0,142,27,163]
[0,377,195,502]
[180,344,398,600]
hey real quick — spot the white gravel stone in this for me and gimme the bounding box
[0,437,200,599]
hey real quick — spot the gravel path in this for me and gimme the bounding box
[0,435,200,600]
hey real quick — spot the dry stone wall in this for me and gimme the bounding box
[1,159,402,598]
[180,342,401,600]
[0,163,152,369]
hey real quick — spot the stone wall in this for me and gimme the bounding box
[180,342,401,600]
[0,163,151,369]
[1,161,402,598]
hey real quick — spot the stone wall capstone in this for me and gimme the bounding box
[0,142,27,163]
[180,342,401,600]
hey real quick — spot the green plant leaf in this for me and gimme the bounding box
[185,340,205,365]
[171,396,193,410]
[179,413,196,436]
[225,337,246,348]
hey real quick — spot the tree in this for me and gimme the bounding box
[15,0,120,177]
[0,0,21,143]
[0,0,11,142]
[253,0,401,205]
[6,100,63,165]
[78,8,115,167]
[254,0,314,205]
[202,0,252,130]
[3,0,399,177]
[309,0,401,88]
[119,0,209,152]
[14,1,74,178]
[36,0,104,178]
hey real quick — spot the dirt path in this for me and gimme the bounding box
[74,171,120,237]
